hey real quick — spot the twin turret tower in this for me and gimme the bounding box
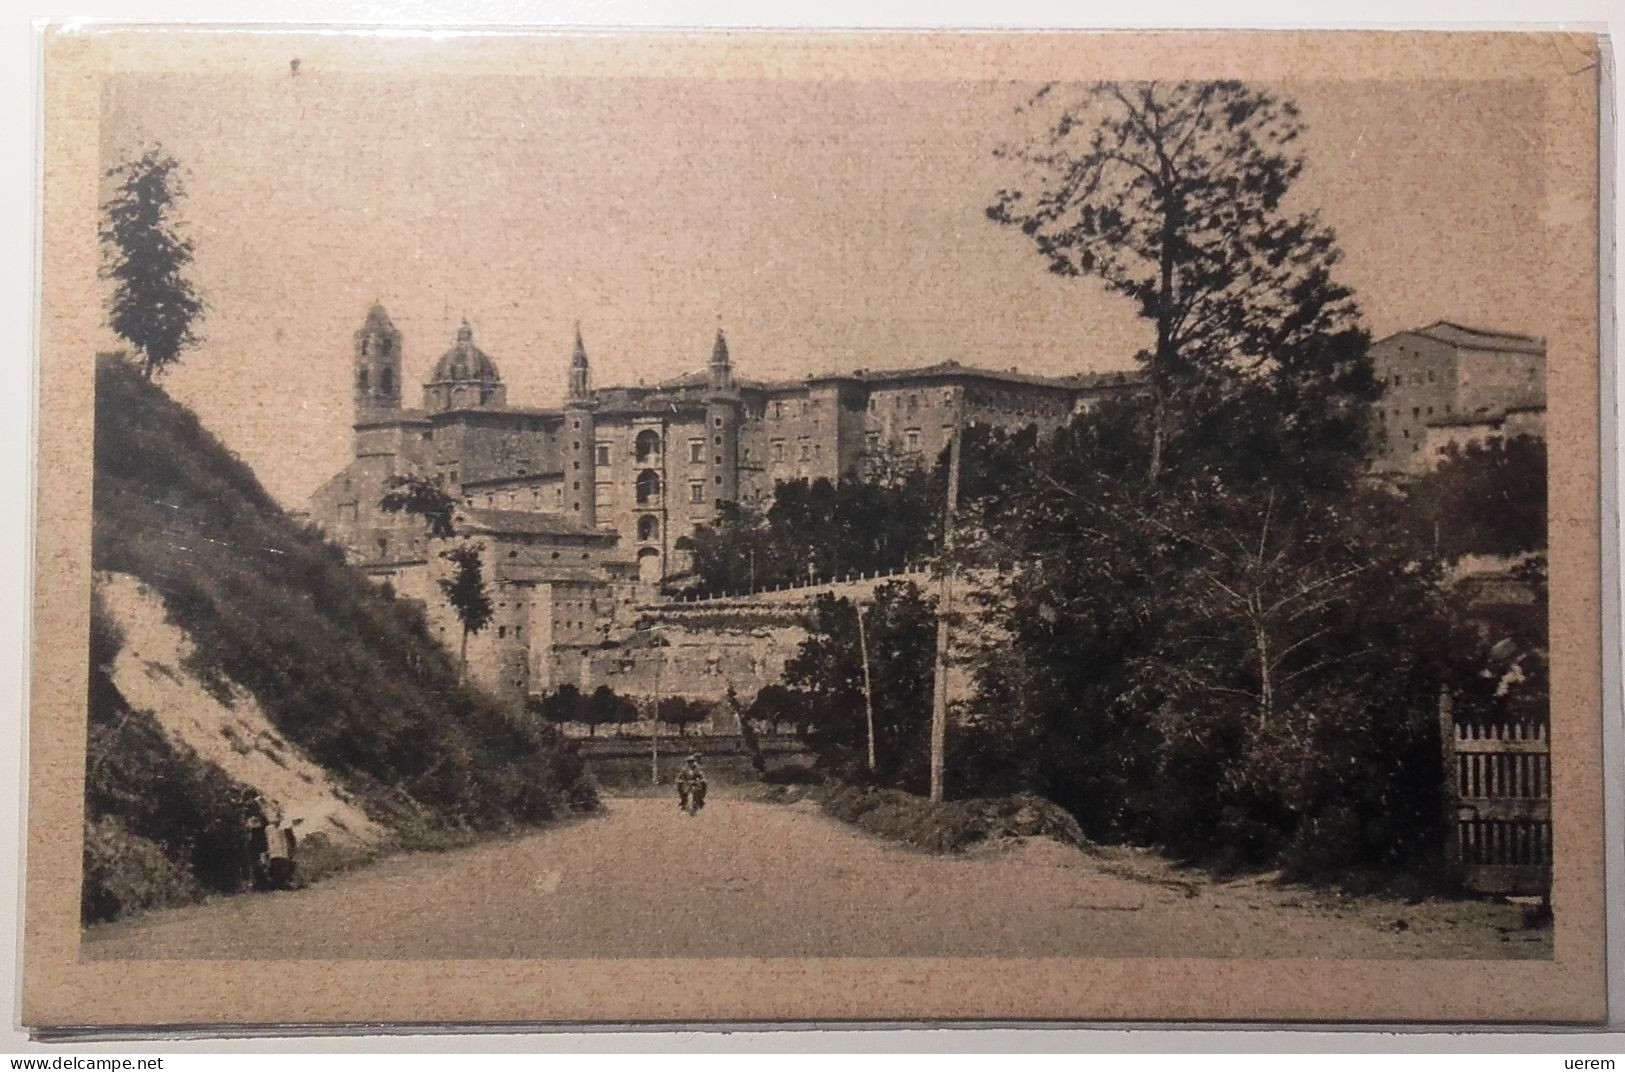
[563,324,599,528]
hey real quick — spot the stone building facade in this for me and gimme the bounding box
[310,302,1140,709]
[1368,321,1547,473]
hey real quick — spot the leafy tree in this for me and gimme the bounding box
[1412,435,1546,559]
[683,468,944,596]
[989,81,1376,487]
[784,581,938,788]
[588,684,638,737]
[438,543,494,675]
[380,474,459,538]
[532,684,585,730]
[656,697,712,736]
[748,683,808,734]
[99,146,206,379]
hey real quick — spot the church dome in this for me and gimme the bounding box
[430,321,501,383]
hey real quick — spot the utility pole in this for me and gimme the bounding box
[650,638,663,786]
[856,599,876,773]
[929,410,963,803]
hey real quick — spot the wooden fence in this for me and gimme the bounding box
[1439,693,1552,897]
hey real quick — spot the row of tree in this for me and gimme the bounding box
[527,684,715,736]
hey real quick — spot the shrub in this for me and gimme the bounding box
[817,783,1090,855]
[82,816,201,924]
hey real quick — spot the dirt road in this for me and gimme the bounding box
[82,796,1547,960]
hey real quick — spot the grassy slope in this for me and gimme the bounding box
[85,355,595,919]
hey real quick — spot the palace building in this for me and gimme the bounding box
[1368,321,1547,473]
[308,303,1138,706]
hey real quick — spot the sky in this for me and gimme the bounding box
[98,70,1546,507]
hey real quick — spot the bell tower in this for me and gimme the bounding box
[354,302,402,422]
[705,324,740,505]
[563,325,599,528]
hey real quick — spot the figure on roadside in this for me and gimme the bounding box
[247,795,300,890]
[676,753,708,816]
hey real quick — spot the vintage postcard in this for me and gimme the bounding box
[23,27,1605,1028]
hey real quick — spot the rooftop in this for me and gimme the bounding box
[1401,321,1547,356]
[455,507,615,540]
[460,471,563,489]
[654,361,1142,394]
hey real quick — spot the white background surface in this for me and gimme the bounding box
[0,0,1619,1054]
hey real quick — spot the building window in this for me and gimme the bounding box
[773,401,784,419]
[689,439,705,463]
[636,469,661,504]
[1393,374,1402,385]
[800,442,811,461]
[638,514,660,541]
[772,441,785,462]
[714,417,723,428]
[636,429,661,462]
[868,398,877,412]
[595,483,613,509]
[380,367,393,393]
[906,430,921,451]
[1427,371,1436,383]
[714,435,723,446]
[908,393,919,411]
[715,475,723,486]
[596,443,611,466]
[357,368,369,390]
[498,626,507,639]
[689,482,705,504]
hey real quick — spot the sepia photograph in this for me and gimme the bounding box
[21,27,1605,1027]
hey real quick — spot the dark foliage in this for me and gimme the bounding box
[819,783,1090,854]
[1411,435,1547,560]
[529,684,639,736]
[99,146,206,379]
[783,581,938,790]
[683,469,943,596]
[438,543,494,671]
[380,474,459,538]
[657,697,714,735]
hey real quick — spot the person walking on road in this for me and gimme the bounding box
[676,753,708,815]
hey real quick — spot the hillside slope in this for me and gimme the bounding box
[84,354,596,922]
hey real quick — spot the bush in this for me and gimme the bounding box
[818,783,1091,855]
[82,816,201,924]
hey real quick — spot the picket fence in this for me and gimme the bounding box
[1439,695,1552,897]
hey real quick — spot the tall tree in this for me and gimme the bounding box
[99,146,206,379]
[784,581,938,788]
[438,543,494,675]
[989,81,1375,486]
